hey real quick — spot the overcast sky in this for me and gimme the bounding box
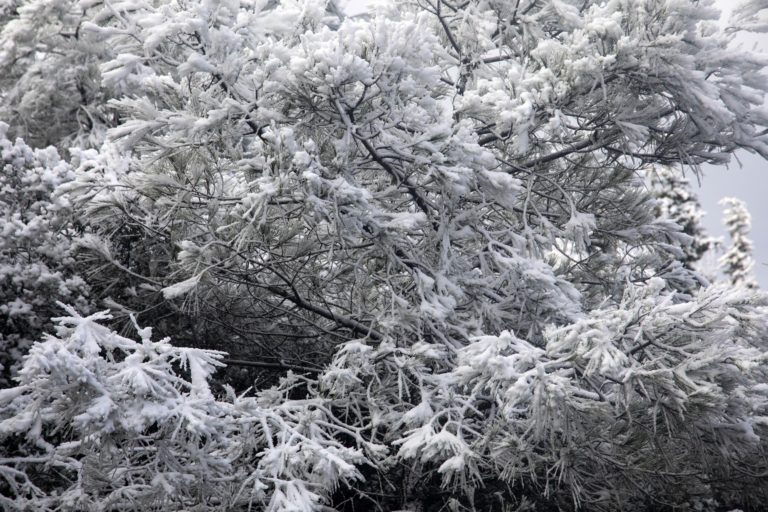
[343,0,768,286]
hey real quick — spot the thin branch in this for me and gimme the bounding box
[222,358,321,374]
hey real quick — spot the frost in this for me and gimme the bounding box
[563,211,596,251]
[377,212,427,231]
[162,274,202,299]
[2,0,768,509]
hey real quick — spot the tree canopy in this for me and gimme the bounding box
[1,0,768,510]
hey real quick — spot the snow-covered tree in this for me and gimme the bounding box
[0,307,369,511]
[0,0,117,150]
[2,0,768,510]
[0,123,90,385]
[647,165,719,295]
[61,0,768,367]
[650,167,712,267]
[720,197,759,289]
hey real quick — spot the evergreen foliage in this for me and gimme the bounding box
[1,0,768,510]
[720,197,759,289]
[0,123,91,385]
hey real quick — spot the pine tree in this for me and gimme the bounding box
[0,0,116,150]
[0,123,91,385]
[1,0,768,510]
[720,197,759,289]
[0,307,367,511]
[651,167,712,266]
[649,165,714,294]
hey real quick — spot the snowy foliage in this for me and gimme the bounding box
[0,0,116,149]
[0,124,90,384]
[720,197,759,289]
[320,279,768,509]
[2,0,768,510]
[0,307,371,511]
[650,167,712,267]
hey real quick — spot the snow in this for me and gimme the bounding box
[2,0,768,509]
[161,274,202,299]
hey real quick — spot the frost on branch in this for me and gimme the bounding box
[0,125,90,385]
[321,280,768,509]
[2,0,768,510]
[0,0,115,149]
[0,307,372,511]
[649,165,713,292]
